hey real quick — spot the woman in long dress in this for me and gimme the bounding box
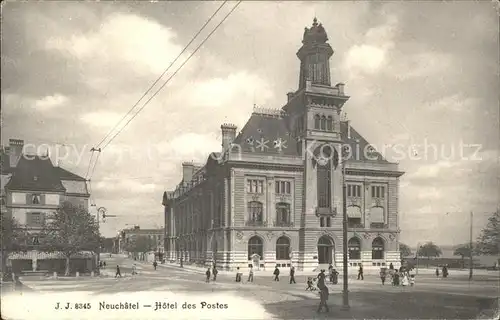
[401,273,409,286]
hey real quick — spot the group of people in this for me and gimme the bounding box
[380,263,416,287]
[205,265,219,282]
[435,265,449,278]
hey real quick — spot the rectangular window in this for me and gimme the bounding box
[320,217,325,227]
[347,184,361,197]
[371,186,385,199]
[275,181,291,195]
[27,212,43,227]
[31,194,41,205]
[326,217,331,227]
[247,179,264,194]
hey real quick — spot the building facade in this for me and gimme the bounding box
[1,139,93,273]
[162,19,404,272]
[117,226,164,260]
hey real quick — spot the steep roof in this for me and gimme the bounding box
[340,122,389,164]
[56,166,86,181]
[232,113,301,156]
[5,155,66,192]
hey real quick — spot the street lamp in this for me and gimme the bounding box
[94,206,116,274]
[341,151,349,310]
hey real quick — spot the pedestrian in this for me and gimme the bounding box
[380,269,387,285]
[235,267,242,282]
[103,261,106,267]
[409,274,415,286]
[317,286,330,313]
[212,266,218,281]
[247,265,254,282]
[392,271,400,286]
[132,264,137,275]
[331,269,339,285]
[389,263,394,270]
[401,273,409,286]
[115,265,122,278]
[306,277,316,291]
[153,261,157,270]
[357,265,364,280]
[317,269,326,290]
[442,265,449,278]
[289,266,296,284]
[435,267,440,278]
[273,266,280,281]
[205,268,211,283]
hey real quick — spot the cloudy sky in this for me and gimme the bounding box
[2,1,498,245]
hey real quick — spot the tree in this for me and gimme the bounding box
[399,243,412,260]
[125,236,153,260]
[41,202,99,276]
[1,215,30,277]
[417,242,442,267]
[453,243,474,269]
[476,209,500,256]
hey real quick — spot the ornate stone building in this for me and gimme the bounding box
[162,18,404,271]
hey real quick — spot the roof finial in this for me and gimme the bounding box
[313,17,318,27]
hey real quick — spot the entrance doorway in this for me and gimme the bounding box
[317,236,334,264]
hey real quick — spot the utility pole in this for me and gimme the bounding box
[469,211,473,280]
[95,206,116,274]
[341,160,349,310]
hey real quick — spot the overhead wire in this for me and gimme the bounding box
[100,0,242,151]
[94,0,229,150]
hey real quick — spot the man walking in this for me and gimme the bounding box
[212,265,218,281]
[289,266,296,284]
[115,265,122,278]
[153,261,157,271]
[273,266,280,281]
[247,266,254,282]
[205,268,211,283]
[317,286,330,313]
[357,265,364,280]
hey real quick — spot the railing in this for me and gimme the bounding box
[245,220,266,227]
[273,220,294,227]
[370,222,387,229]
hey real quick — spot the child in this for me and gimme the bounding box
[306,277,316,291]
[410,274,415,286]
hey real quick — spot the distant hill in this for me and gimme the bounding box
[409,244,498,267]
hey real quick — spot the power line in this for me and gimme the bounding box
[100,1,242,151]
[94,1,229,150]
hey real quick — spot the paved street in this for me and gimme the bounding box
[7,254,497,319]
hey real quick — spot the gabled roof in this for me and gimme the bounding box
[340,122,389,164]
[56,166,86,181]
[5,155,66,192]
[231,113,301,156]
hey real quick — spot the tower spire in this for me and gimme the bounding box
[297,18,334,89]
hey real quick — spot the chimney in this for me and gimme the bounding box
[9,139,24,168]
[182,162,195,183]
[335,83,345,96]
[220,123,237,152]
[287,92,295,102]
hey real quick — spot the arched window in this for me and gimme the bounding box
[247,201,263,226]
[275,202,291,227]
[320,115,327,130]
[326,116,333,131]
[372,237,385,260]
[348,237,361,260]
[317,236,334,264]
[315,145,332,208]
[276,236,290,260]
[248,236,263,260]
[314,114,321,129]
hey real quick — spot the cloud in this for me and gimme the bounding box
[406,160,458,180]
[33,94,68,109]
[156,133,221,163]
[391,52,454,80]
[80,111,124,128]
[94,178,160,194]
[45,13,189,76]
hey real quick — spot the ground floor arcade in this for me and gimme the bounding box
[164,229,401,271]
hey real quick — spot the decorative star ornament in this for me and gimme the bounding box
[255,137,269,152]
[273,138,287,152]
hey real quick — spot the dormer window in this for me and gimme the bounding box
[33,176,38,181]
[31,194,40,204]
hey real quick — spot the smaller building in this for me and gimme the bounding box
[118,226,164,261]
[1,139,94,274]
